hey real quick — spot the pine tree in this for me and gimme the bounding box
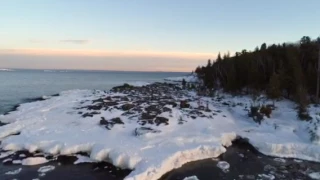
[267,73,281,105]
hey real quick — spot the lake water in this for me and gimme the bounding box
[0,69,186,114]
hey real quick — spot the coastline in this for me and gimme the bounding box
[1,81,320,180]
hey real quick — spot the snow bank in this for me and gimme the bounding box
[22,157,48,166]
[0,88,320,179]
[164,75,198,83]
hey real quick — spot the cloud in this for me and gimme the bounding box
[60,40,90,44]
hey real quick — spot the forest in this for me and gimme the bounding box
[195,36,320,118]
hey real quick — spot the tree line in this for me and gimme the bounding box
[195,36,320,115]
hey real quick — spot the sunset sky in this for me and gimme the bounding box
[1,0,320,72]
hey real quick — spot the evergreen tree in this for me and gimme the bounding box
[267,73,282,105]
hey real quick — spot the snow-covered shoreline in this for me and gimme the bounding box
[0,82,319,180]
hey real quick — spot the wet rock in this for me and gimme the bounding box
[134,127,161,136]
[154,117,169,126]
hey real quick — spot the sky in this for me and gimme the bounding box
[1,0,320,72]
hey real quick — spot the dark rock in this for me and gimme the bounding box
[104,101,118,106]
[100,117,108,125]
[162,107,172,112]
[121,104,135,111]
[92,98,104,104]
[57,155,77,164]
[141,113,157,120]
[145,105,162,114]
[110,117,124,125]
[82,111,100,118]
[154,117,169,126]
[105,96,112,101]
[121,97,130,101]
[222,102,230,106]
[134,127,161,136]
[86,105,102,111]
[180,101,190,108]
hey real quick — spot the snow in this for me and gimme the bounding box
[38,165,55,173]
[164,75,198,83]
[0,89,320,180]
[183,176,199,180]
[309,172,320,180]
[5,168,22,175]
[21,157,48,166]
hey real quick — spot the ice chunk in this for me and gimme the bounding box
[183,176,199,180]
[5,168,22,175]
[12,160,22,164]
[38,165,55,173]
[22,157,48,166]
[217,161,230,171]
